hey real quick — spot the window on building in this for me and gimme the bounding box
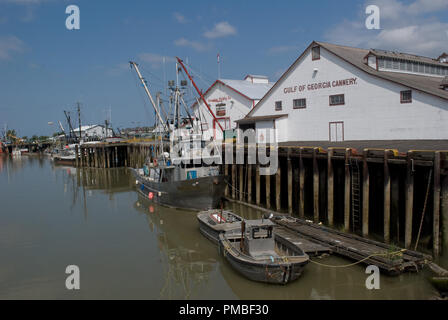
[312,46,320,60]
[400,90,412,103]
[329,94,345,106]
[293,98,306,109]
[275,101,282,111]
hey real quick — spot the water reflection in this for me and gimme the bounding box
[133,198,218,299]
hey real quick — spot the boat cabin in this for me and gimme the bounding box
[240,219,276,258]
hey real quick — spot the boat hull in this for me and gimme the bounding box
[132,169,227,211]
[53,157,76,166]
[218,234,308,284]
[197,210,242,245]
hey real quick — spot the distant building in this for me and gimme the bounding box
[74,125,114,140]
[192,75,273,139]
[237,41,448,143]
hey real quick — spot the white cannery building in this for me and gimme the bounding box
[191,75,273,139]
[237,41,448,143]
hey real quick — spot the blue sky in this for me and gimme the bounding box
[0,0,447,137]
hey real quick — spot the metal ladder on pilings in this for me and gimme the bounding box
[350,157,361,233]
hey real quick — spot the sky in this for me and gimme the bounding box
[0,0,447,137]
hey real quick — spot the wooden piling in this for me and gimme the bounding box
[384,150,391,243]
[313,148,319,223]
[433,151,441,257]
[287,157,293,214]
[362,149,370,237]
[299,148,305,218]
[266,171,271,209]
[256,165,260,206]
[224,165,229,197]
[441,173,448,252]
[106,148,111,168]
[275,166,281,211]
[94,148,99,168]
[327,148,334,226]
[239,164,244,201]
[344,148,351,232]
[247,164,253,203]
[75,145,79,167]
[405,151,414,249]
[232,164,237,199]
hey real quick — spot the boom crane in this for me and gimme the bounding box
[175,57,224,133]
[129,61,168,133]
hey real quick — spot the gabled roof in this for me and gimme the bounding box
[245,40,448,119]
[191,79,273,108]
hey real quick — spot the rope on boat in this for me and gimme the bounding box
[308,249,408,268]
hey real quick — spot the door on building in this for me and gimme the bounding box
[329,121,344,142]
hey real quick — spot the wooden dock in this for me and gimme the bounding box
[274,225,332,257]
[273,215,432,275]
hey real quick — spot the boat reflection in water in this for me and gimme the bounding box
[133,194,219,299]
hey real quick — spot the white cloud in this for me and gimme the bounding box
[203,21,237,39]
[324,0,448,57]
[174,38,210,52]
[173,12,188,24]
[0,35,25,60]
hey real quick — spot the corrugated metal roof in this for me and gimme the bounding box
[370,48,448,67]
[219,79,273,100]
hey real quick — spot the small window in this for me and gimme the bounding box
[293,98,306,109]
[400,90,412,103]
[275,101,282,111]
[312,46,320,60]
[329,94,345,106]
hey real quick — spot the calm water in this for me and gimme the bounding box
[0,154,445,299]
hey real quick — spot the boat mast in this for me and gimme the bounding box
[129,61,168,133]
[175,57,224,133]
[77,102,82,142]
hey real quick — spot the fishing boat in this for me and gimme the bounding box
[197,209,242,244]
[129,61,227,211]
[132,136,226,210]
[218,219,309,284]
[53,152,76,165]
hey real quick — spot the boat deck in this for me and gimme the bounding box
[273,216,432,275]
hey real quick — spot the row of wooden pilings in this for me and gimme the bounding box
[74,143,163,169]
[222,146,447,257]
[72,141,447,257]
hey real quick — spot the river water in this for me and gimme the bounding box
[0,154,445,299]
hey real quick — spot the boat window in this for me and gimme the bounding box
[251,226,273,239]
